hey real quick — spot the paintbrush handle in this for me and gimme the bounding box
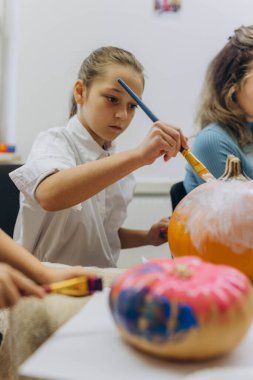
[118,79,185,153]
[118,78,159,123]
[43,275,103,297]
[118,78,216,182]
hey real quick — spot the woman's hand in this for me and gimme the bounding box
[0,264,45,308]
[136,121,188,165]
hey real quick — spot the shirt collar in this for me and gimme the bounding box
[66,115,115,161]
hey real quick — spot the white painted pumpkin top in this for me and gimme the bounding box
[176,180,253,253]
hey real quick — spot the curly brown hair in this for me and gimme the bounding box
[196,25,253,147]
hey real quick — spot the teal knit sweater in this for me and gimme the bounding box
[183,123,253,193]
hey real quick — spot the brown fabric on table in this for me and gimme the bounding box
[0,266,124,380]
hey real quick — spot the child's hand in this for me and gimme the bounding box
[38,265,87,285]
[0,264,45,308]
[146,217,170,246]
[136,121,188,165]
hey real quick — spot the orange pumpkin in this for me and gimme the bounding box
[168,155,253,280]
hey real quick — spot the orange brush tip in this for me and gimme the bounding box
[181,149,215,182]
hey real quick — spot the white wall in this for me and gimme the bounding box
[2,0,253,186]
[0,0,5,130]
[0,0,17,144]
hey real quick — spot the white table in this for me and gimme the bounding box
[19,289,253,380]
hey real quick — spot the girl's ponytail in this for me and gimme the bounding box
[69,95,77,118]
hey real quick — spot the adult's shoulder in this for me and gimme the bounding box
[196,123,232,141]
[192,123,237,152]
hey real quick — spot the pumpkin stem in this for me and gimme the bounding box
[219,154,250,182]
[171,264,192,278]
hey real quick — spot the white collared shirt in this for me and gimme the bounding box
[10,116,135,267]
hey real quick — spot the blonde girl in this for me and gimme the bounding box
[11,46,188,267]
[184,25,253,193]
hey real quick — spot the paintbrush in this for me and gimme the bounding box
[118,78,215,183]
[43,275,103,297]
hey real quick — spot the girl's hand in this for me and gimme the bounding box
[38,265,87,285]
[146,217,170,246]
[0,264,45,308]
[136,121,188,165]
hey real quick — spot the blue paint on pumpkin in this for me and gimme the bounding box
[142,295,171,342]
[113,285,198,343]
[115,287,149,334]
[175,304,198,333]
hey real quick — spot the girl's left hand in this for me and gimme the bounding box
[147,217,170,246]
